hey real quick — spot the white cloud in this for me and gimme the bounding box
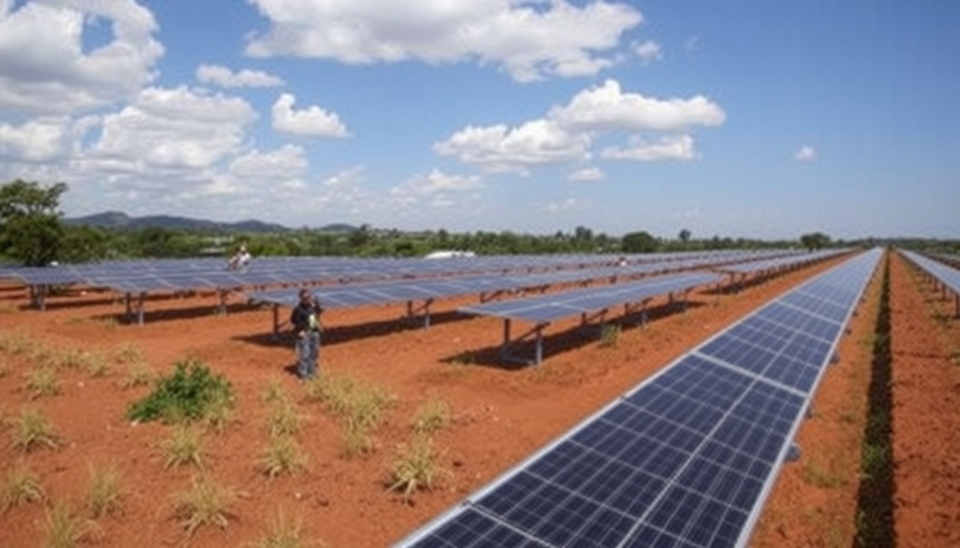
[271,93,349,138]
[390,168,483,208]
[434,119,589,174]
[0,116,74,162]
[436,79,723,173]
[795,145,816,162]
[568,166,605,182]
[86,86,257,172]
[196,64,284,88]
[0,0,163,114]
[543,197,580,213]
[634,40,663,65]
[550,80,725,132]
[602,135,697,161]
[229,144,307,180]
[245,0,642,82]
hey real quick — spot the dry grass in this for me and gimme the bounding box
[10,407,60,452]
[387,436,450,503]
[1,462,45,512]
[85,464,124,518]
[25,366,61,399]
[247,509,321,548]
[42,501,102,548]
[161,425,205,469]
[412,395,451,435]
[257,435,309,479]
[121,360,156,389]
[172,475,238,535]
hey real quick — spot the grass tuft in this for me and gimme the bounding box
[412,395,451,435]
[172,475,237,536]
[246,509,320,548]
[598,323,621,348]
[121,360,155,389]
[257,435,309,479]
[85,464,124,518]
[265,399,305,438]
[26,366,61,399]
[1,462,45,512]
[161,425,205,469]
[10,407,60,452]
[42,501,102,548]
[387,436,450,503]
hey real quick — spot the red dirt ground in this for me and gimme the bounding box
[0,250,956,547]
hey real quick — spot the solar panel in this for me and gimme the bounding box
[901,250,960,300]
[395,248,882,548]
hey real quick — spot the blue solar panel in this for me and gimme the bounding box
[396,248,882,548]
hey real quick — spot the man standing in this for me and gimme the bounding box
[290,288,323,380]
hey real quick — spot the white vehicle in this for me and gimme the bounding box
[424,250,476,259]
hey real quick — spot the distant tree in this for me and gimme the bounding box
[0,179,67,266]
[800,232,831,251]
[678,228,691,244]
[621,231,659,253]
[59,225,111,263]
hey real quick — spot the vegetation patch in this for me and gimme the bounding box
[10,407,60,452]
[305,374,394,457]
[598,323,621,348]
[387,436,450,504]
[85,464,124,518]
[126,358,234,424]
[161,425,205,469]
[43,501,102,548]
[25,366,61,399]
[412,395,451,435]
[1,462,45,512]
[173,475,238,536]
[247,509,320,548]
[257,435,309,479]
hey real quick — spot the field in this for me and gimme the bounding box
[1,250,958,547]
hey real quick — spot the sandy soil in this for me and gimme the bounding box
[0,251,956,547]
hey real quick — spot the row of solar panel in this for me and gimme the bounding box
[396,248,882,548]
[900,250,960,295]
[0,249,797,292]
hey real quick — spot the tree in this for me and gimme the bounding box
[621,231,659,253]
[799,232,831,251]
[0,179,67,266]
[678,228,691,244]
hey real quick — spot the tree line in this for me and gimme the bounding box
[3,179,950,266]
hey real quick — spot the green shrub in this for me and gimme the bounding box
[126,358,233,424]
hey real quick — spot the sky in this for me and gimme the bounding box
[0,0,958,240]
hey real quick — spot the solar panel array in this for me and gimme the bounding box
[395,248,882,548]
[718,249,847,275]
[459,272,722,325]
[900,250,960,296]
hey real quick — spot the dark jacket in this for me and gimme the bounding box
[290,299,323,333]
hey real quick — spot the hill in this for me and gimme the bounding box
[63,211,355,233]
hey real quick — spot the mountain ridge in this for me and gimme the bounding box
[63,211,356,233]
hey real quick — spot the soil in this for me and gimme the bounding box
[0,250,957,547]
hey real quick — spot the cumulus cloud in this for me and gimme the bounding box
[196,64,284,88]
[85,86,257,172]
[550,80,725,132]
[245,0,642,82]
[634,40,663,65]
[601,135,697,161]
[390,168,482,208]
[271,93,349,138]
[229,144,307,180]
[794,145,816,162]
[434,119,590,174]
[543,197,580,213]
[568,166,605,181]
[435,79,724,173]
[0,117,75,162]
[0,0,163,114]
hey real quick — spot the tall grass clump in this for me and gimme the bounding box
[10,407,60,452]
[161,425,205,469]
[305,375,395,457]
[411,395,451,435]
[126,358,234,424]
[26,366,61,399]
[42,501,101,548]
[387,436,449,504]
[173,475,238,535]
[1,462,45,511]
[256,436,308,479]
[598,323,621,348]
[85,464,124,518]
[246,509,320,548]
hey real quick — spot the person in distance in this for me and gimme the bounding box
[290,288,323,380]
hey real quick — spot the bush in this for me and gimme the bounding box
[126,358,233,424]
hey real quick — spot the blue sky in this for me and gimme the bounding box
[0,1,957,240]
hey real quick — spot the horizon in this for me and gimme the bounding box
[1,2,958,241]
